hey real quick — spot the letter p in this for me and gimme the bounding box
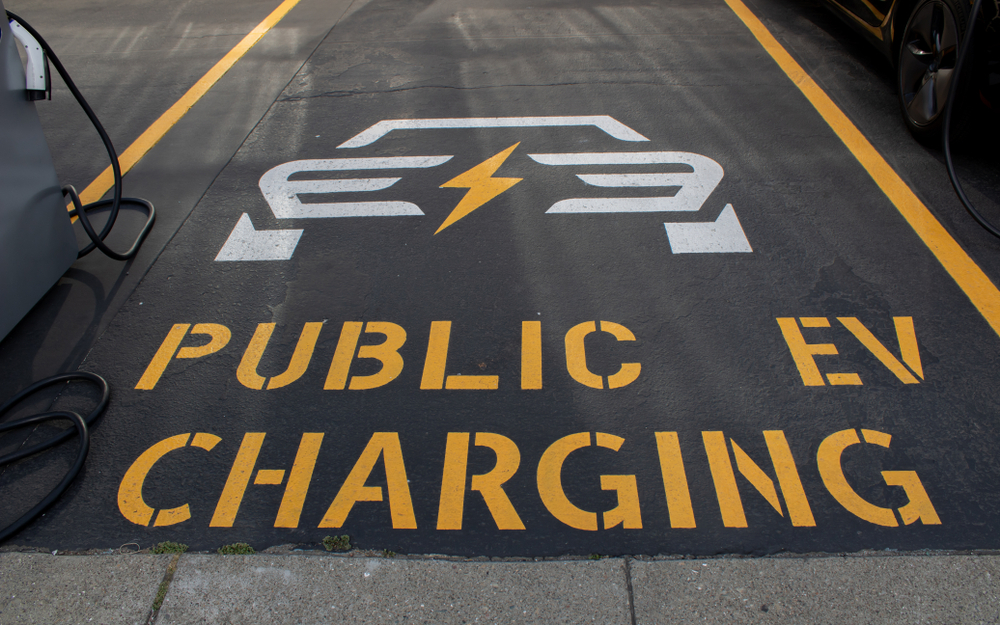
[135,324,231,389]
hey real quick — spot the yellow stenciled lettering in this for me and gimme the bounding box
[654,432,696,528]
[838,317,922,383]
[274,433,325,528]
[471,433,525,530]
[893,317,923,379]
[703,431,746,527]
[269,324,324,389]
[421,321,450,389]
[437,433,525,530]
[201,432,326,529]
[537,432,596,530]
[536,432,641,531]
[236,323,324,390]
[319,433,416,529]
[420,321,498,390]
[565,323,602,389]
[437,433,471,530]
[254,470,285,485]
[564,321,641,390]
[135,324,231,389]
[117,432,221,526]
[730,441,782,515]
[882,471,941,525]
[521,321,542,390]
[818,429,895,526]
[817,429,940,526]
[324,322,408,390]
[703,431,815,528]
[210,433,266,527]
[595,433,642,529]
[348,322,407,390]
[776,317,860,386]
[324,322,363,390]
[600,322,641,389]
[763,431,816,527]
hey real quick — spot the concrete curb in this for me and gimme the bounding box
[0,553,172,625]
[2,552,999,624]
[631,555,1000,624]
[158,555,629,624]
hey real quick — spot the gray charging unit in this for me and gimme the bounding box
[0,0,79,342]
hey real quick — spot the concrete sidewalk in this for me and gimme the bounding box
[1,551,998,624]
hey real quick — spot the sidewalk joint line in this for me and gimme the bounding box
[145,553,181,625]
[624,556,638,625]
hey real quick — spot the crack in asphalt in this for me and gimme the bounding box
[278,79,711,100]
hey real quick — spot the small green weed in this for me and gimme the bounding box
[382,549,396,558]
[152,578,169,611]
[588,553,603,560]
[151,541,189,554]
[322,535,352,552]
[151,554,180,613]
[217,543,255,555]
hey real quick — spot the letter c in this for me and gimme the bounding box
[564,321,641,389]
[118,433,221,527]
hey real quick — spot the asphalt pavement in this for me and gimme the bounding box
[2,0,1000,621]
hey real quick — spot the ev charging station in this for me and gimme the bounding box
[0,0,78,341]
[3,0,1000,561]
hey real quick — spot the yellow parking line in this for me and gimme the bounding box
[75,0,303,208]
[724,0,1000,337]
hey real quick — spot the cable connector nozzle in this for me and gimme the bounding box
[8,17,49,100]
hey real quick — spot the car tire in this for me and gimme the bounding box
[896,0,970,145]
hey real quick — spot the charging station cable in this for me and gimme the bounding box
[942,0,1000,239]
[1,14,150,542]
[0,373,109,543]
[6,11,155,260]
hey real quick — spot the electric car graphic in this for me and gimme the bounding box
[215,116,753,261]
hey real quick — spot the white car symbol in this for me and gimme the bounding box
[217,116,751,261]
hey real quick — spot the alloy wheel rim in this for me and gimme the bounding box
[899,1,959,127]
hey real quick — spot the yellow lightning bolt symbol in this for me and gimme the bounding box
[436,142,522,235]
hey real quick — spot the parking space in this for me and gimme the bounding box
[3,0,1000,557]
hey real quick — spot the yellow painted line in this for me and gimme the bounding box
[75,0,303,207]
[724,0,1000,337]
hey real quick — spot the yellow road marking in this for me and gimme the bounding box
[724,0,1000,337]
[437,143,523,235]
[74,0,303,208]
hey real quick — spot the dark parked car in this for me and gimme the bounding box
[821,0,1000,143]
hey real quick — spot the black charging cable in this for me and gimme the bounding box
[1,14,150,542]
[6,11,155,260]
[942,0,1000,239]
[0,373,109,542]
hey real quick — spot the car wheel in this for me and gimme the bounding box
[896,0,969,145]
